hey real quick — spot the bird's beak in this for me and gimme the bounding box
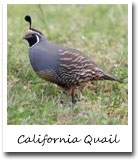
[22,34,27,40]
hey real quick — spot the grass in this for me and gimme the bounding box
[7,4,128,125]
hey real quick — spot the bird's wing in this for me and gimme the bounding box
[57,48,104,84]
[58,47,122,83]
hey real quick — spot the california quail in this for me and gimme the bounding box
[23,15,122,104]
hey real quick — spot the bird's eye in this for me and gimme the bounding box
[32,34,35,37]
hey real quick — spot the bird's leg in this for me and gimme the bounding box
[61,87,77,105]
[71,89,77,104]
[75,83,85,101]
[64,88,72,105]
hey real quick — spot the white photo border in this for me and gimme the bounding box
[3,0,132,152]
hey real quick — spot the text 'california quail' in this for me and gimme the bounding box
[23,15,122,104]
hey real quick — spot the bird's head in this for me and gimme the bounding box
[23,15,43,48]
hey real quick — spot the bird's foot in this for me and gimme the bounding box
[72,97,77,104]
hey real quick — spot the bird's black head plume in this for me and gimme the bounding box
[25,15,32,29]
[24,15,43,35]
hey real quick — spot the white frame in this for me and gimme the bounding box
[3,0,132,152]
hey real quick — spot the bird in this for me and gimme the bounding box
[23,15,122,104]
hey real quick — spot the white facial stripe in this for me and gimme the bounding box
[29,29,41,36]
[29,35,40,49]
[36,35,39,43]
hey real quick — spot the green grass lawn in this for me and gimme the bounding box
[7,4,128,125]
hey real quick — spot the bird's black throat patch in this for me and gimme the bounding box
[27,35,39,47]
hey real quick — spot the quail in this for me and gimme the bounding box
[23,15,122,104]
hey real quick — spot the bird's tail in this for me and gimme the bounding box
[102,71,123,83]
